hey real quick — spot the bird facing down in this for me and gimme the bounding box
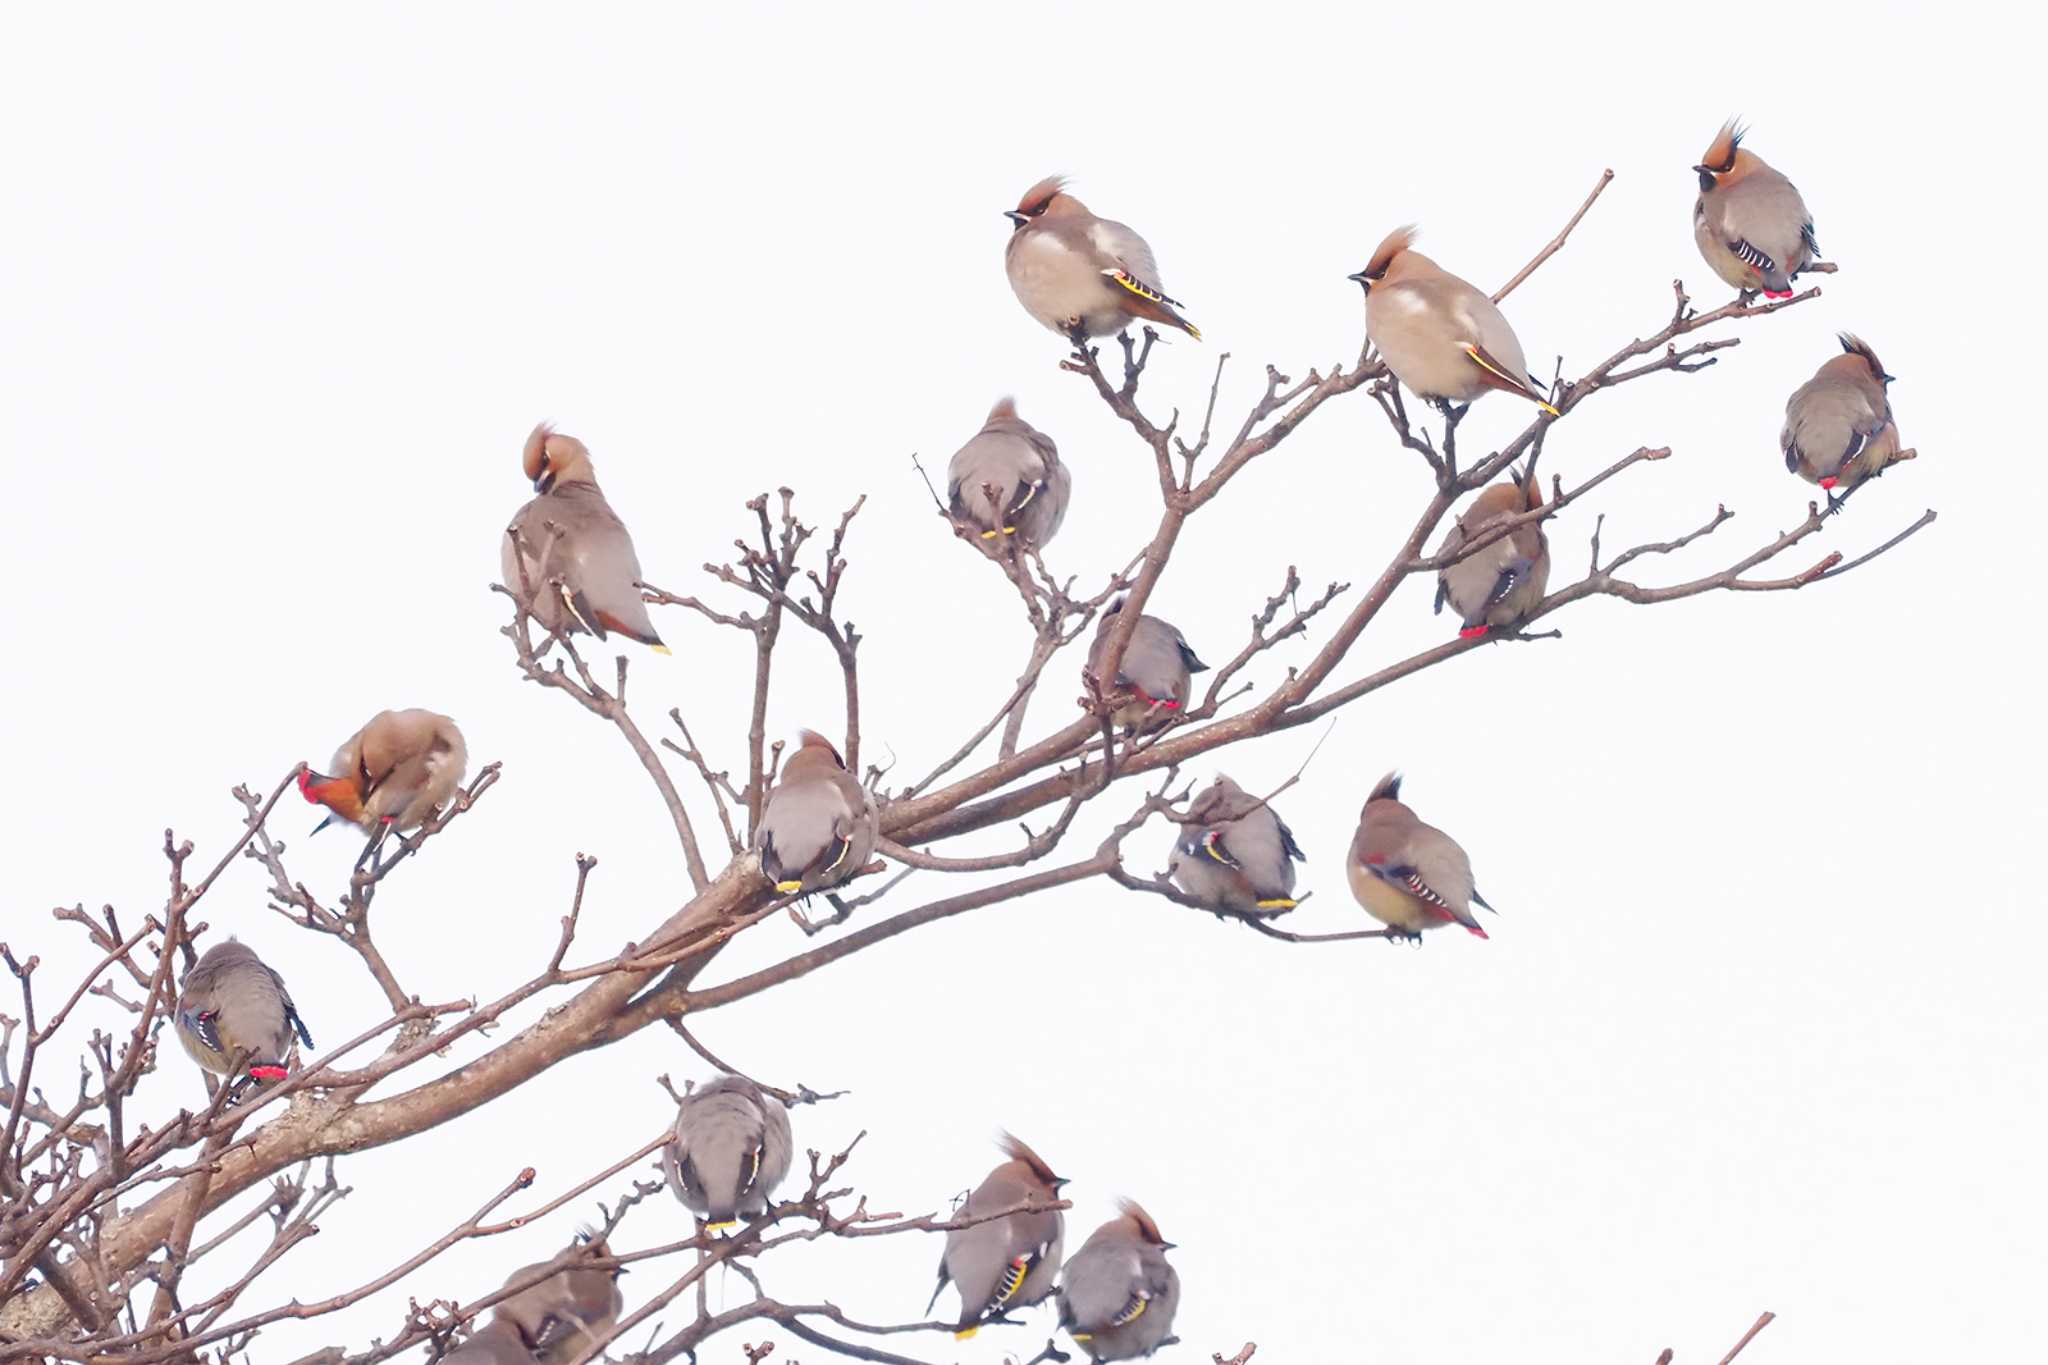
[501,423,670,653]
[754,730,878,896]
[928,1133,1067,1340]
[1692,120,1819,299]
[1058,1200,1182,1361]
[1085,598,1208,733]
[488,1231,626,1365]
[174,939,314,1084]
[298,708,467,866]
[1433,465,1551,638]
[946,397,1073,549]
[662,1075,794,1232]
[1350,226,1558,416]
[1346,772,1498,941]
[1004,176,1200,341]
[1167,774,1306,914]
[439,1318,534,1363]
[1782,334,1907,510]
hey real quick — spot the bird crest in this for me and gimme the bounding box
[1837,333,1891,383]
[1014,174,1070,218]
[997,1131,1062,1187]
[1359,225,1419,282]
[1117,1197,1168,1245]
[1367,770,1404,804]
[986,395,1020,425]
[1699,119,1747,174]
[794,729,845,768]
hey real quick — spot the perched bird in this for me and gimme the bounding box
[489,1231,626,1365]
[439,1319,534,1363]
[1350,227,1558,416]
[174,939,314,1084]
[928,1134,1067,1340]
[755,730,877,896]
[1692,120,1819,299]
[662,1075,794,1233]
[501,423,670,653]
[946,397,1073,548]
[299,708,468,867]
[1346,772,1497,941]
[1433,466,1551,638]
[1058,1200,1181,1361]
[1004,176,1200,341]
[1782,334,1907,511]
[1166,774,1306,914]
[1085,599,1208,733]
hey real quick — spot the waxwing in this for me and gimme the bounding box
[947,397,1073,548]
[299,708,467,866]
[1058,1200,1181,1361]
[1692,120,1820,298]
[1346,772,1498,940]
[490,1231,625,1365]
[174,939,313,1084]
[1434,466,1551,637]
[928,1134,1067,1339]
[662,1075,794,1232]
[502,423,669,652]
[1782,334,1908,511]
[1166,774,1305,914]
[1085,599,1207,733]
[1005,176,1200,340]
[755,730,878,895]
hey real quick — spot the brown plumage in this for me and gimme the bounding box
[1058,1199,1181,1361]
[929,1133,1067,1340]
[298,709,467,868]
[946,396,1073,547]
[755,730,877,895]
[489,1232,625,1365]
[1004,177,1200,340]
[174,939,314,1084]
[1432,467,1550,637]
[1166,774,1306,914]
[1781,334,1907,510]
[502,423,669,653]
[1085,599,1208,733]
[1345,772,1497,940]
[1692,120,1819,298]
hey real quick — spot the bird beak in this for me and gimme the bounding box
[1052,1178,1071,1191]
[1003,210,1028,227]
[1160,1241,1179,1251]
[1691,164,1713,176]
[1345,270,1369,284]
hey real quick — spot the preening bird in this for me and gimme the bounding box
[1346,772,1498,941]
[928,1133,1067,1340]
[1782,334,1907,511]
[298,708,467,867]
[1058,1200,1181,1361]
[1350,226,1558,416]
[662,1075,794,1233]
[502,423,669,653]
[1692,120,1819,299]
[489,1231,626,1365]
[1433,466,1551,638]
[174,939,313,1084]
[1085,598,1208,733]
[946,397,1073,548]
[1004,176,1200,341]
[754,730,877,896]
[1166,774,1306,914]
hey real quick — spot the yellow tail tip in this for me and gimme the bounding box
[1536,399,1561,417]
[1255,897,1298,909]
[774,880,804,894]
[954,1327,979,1341]
[979,528,1001,540]
[1184,324,1203,341]
[1072,1333,1094,1342]
[649,643,674,655]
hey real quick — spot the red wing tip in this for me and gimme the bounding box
[1818,476,1838,490]
[1464,924,1490,939]
[248,1065,288,1080]
[1458,626,1490,639]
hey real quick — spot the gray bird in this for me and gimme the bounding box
[1692,120,1819,298]
[1166,774,1305,914]
[440,1319,535,1363]
[755,730,877,895]
[490,1232,625,1365]
[1782,334,1907,511]
[927,1133,1067,1340]
[502,424,669,652]
[1346,772,1496,941]
[1433,467,1550,638]
[662,1075,794,1233]
[946,397,1073,549]
[1058,1200,1182,1361]
[1085,598,1208,733]
[1004,176,1200,341]
[298,707,468,867]
[174,939,314,1084]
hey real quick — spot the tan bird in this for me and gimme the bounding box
[440,1320,533,1363]
[1346,772,1497,941]
[502,423,669,653]
[1058,1200,1181,1361]
[1167,774,1306,914]
[1350,227,1558,416]
[1433,466,1551,638]
[662,1074,795,1232]
[174,939,314,1084]
[947,397,1073,548]
[1085,598,1208,733]
[1782,334,1906,512]
[927,1134,1067,1340]
[489,1231,625,1365]
[299,708,467,868]
[1005,176,1199,341]
[755,730,877,896]
[1692,120,1819,299]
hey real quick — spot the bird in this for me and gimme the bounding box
[755,730,877,896]
[927,1133,1067,1340]
[1782,334,1907,512]
[1349,226,1558,416]
[1166,774,1306,914]
[946,397,1073,548]
[488,1231,626,1365]
[662,1075,794,1233]
[1433,465,1551,638]
[439,1319,535,1363]
[1058,1200,1181,1361]
[1692,120,1819,299]
[1346,772,1497,941]
[1004,176,1199,342]
[501,423,670,653]
[174,939,314,1085]
[298,708,468,868]
[1085,598,1208,733]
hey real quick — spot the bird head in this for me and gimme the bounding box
[1347,225,1419,295]
[522,423,595,494]
[1693,118,1751,192]
[1837,333,1897,387]
[1006,174,1074,231]
[297,766,366,833]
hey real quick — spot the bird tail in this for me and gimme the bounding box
[1102,268,1202,340]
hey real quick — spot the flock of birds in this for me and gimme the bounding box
[157,119,1911,1361]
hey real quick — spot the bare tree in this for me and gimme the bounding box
[0,174,1928,1363]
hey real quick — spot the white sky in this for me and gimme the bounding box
[3,4,2036,1362]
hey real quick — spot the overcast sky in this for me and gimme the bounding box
[3,4,2035,1363]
